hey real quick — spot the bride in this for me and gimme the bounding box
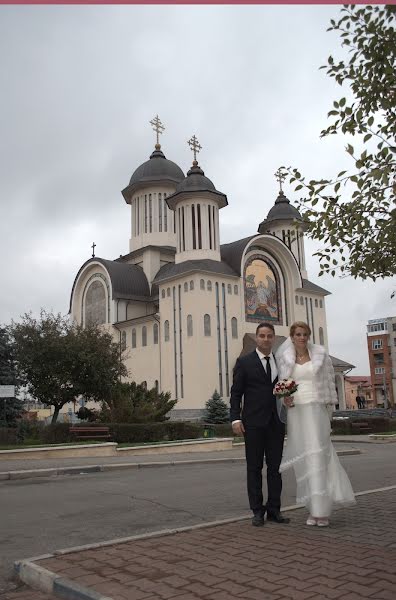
[276,321,355,526]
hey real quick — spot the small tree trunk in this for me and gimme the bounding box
[51,406,60,423]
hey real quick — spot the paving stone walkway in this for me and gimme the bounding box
[17,488,395,600]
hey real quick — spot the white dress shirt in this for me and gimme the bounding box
[232,349,278,425]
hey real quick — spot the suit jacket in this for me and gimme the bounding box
[230,350,279,427]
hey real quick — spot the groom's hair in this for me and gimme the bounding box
[256,322,275,335]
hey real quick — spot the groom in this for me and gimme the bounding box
[230,322,289,526]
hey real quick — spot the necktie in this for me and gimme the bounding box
[264,356,272,381]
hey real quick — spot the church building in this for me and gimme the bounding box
[69,117,353,417]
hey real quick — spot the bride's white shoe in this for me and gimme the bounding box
[316,518,329,527]
[306,516,316,526]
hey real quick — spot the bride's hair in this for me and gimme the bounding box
[290,321,311,337]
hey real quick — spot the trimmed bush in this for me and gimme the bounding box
[0,427,17,445]
[331,416,392,434]
[109,422,203,444]
[211,423,234,437]
[40,423,74,444]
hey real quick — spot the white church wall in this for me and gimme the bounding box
[120,320,161,390]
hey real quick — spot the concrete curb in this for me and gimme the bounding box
[0,448,360,481]
[15,484,396,600]
[15,560,112,600]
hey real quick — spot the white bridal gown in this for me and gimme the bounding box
[280,361,355,517]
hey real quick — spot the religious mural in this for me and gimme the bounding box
[244,258,280,322]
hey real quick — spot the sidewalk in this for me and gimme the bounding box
[0,438,363,481]
[13,486,396,600]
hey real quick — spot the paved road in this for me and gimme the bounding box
[1,442,395,596]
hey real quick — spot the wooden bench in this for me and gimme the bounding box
[69,426,111,441]
[351,422,372,434]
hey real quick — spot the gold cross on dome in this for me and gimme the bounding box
[150,115,165,146]
[188,135,202,163]
[274,167,287,193]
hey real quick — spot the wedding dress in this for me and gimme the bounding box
[280,361,355,517]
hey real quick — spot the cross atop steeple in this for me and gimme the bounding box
[188,135,202,166]
[274,167,287,193]
[150,115,165,149]
[91,242,96,258]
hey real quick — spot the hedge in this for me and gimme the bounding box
[0,427,17,445]
[0,420,237,446]
[108,422,204,444]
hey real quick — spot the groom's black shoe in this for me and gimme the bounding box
[252,511,265,527]
[266,510,290,524]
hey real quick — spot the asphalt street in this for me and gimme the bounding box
[1,442,395,596]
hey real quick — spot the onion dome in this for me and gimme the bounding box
[122,144,185,204]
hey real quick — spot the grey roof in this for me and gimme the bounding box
[220,236,256,276]
[122,147,184,203]
[153,259,238,284]
[258,191,302,232]
[166,163,228,210]
[116,245,176,263]
[69,257,151,312]
[242,334,354,371]
[329,354,355,370]
[300,279,331,296]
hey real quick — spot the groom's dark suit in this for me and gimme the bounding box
[230,350,285,515]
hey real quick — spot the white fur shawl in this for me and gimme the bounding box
[275,338,338,406]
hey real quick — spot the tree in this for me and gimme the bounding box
[10,311,128,423]
[204,390,229,424]
[285,4,396,280]
[0,327,25,426]
[100,381,177,423]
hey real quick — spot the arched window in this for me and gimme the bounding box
[207,280,212,292]
[167,287,171,297]
[295,295,299,304]
[132,328,136,349]
[204,314,211,337]
[184,282,188,292]
[161,289,165,299]
[315,299,318,307]
[200,279,205,290]
[121,330,127,351]
[164,320,170,342]
[231,317,238,339]
[190,280,194,291]
[227,284,232,294]
[300,296,304,305]
[319,327,325,345]
[153,323,159,345]
[319,299,323,308]
[187,314,193,337]
[85,280,106,326]
[155,380,159,392]
[234,285,239,295]
[142,326,147,347]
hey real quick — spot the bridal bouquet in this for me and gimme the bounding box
[273,379,298,398]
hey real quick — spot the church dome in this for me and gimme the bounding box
[176,164,216,193]
[258,191,302,232]
[122,145,185,203]
[166,161,228,210]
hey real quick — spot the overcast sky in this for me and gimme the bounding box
[1,5,394,374]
